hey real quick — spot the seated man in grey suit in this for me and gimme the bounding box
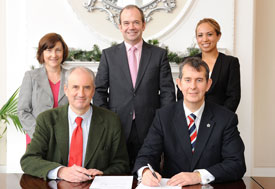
[133,57,246,187]
[21,66,129,182]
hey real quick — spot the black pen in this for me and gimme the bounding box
[147,163,158,179]
[84,173,92,179]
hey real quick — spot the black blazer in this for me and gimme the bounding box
[94,41,175,141]
[133,100,246,183]
[177,53,241,112]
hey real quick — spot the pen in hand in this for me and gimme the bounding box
[147,163,158,180]
[84,173,92,180]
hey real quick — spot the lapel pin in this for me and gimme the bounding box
[207,123,211,128]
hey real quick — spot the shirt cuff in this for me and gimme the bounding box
[47,166,63,180]
[48,180,58,189]
[194,169,215,184]
[137,166,149,181]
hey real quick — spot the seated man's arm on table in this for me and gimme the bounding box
[166,170,214,186]
[20,113,64,180]
[20,113,97,182]
[139,167,214,186]
[168,114,245,186]
[48,165,97,182]
[138,167,162,186]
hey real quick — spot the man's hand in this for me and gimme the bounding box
[141,168,162,186]
[57,164,93,182]
[167,172,201,186]
[86,168,103,178]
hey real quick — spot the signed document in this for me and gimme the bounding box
[89,176,133,189]
[136,178,181,189]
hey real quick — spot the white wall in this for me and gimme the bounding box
[253,0,275,176]
[0,0,7,170]
[2,0,269,176]
[235,0,255,177]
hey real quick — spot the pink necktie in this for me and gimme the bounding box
[68,117,83,166]
[129,46,138,88]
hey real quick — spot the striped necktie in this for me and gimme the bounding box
[188,113,197,153]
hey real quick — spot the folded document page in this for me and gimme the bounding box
[136,178,181,189]
[89,176,133,189]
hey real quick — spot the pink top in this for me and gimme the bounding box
[26,79,61,146]
[49,79,60,108]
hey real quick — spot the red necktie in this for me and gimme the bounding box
[188,114,197,153]
[68,117,83,166]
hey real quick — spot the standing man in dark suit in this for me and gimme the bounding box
[133,57,246,187]
[94,5,175,169]
[21,67,129,182]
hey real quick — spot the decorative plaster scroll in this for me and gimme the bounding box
[67,0,194,42]
[83,0,176,28]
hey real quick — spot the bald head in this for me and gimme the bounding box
[64,66,95,115]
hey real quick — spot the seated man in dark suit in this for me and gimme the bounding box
[133,57,246,187]
[21,66,129,182]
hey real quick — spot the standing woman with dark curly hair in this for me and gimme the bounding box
[18,33,69,144]
[177,18,241,112]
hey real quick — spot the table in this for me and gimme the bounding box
[252,176,275,189]
[0,173,265,189]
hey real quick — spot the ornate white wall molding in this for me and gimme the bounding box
[67,0,195,42]
[83,0,177,28]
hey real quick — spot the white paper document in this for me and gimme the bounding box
[89,176,133,189]
[136,178,181,189]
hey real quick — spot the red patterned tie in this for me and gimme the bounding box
[188,114,197,153]
[68,117,83,166]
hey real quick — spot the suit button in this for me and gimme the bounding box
[133,93,136,97]
[130,112,133,115]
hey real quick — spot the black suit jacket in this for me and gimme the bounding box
[177,53,241,112]
[94,41,175,141]
[133,100,246,183]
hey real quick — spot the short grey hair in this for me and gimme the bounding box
[65,66,95,86]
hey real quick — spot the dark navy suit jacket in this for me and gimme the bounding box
[133,100,246,183]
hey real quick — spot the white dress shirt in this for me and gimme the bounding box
[47,105,93,179]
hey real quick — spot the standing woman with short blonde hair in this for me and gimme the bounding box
[18,33,69,144]
[177,18,241,112]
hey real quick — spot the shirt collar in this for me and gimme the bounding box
[183,101,205,121]
[124,40,143,52]
[68,105,93,124]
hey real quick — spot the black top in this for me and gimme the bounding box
[177,52,241,112]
